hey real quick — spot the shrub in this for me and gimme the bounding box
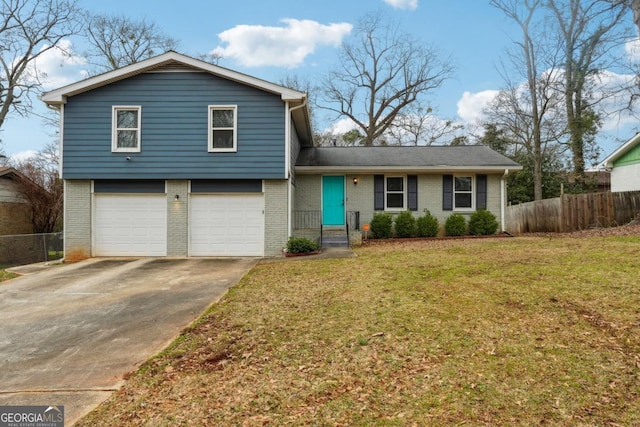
[286,237,320,254]
[370,212,393,239]
[469,209,499,235]
[445,213,467,236]
[394,211,417,238]
[416,209,439,237]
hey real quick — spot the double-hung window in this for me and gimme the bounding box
[209,105,237,152]
[386,176,405,210]
[454,176,474,210]
[112,106,141,152]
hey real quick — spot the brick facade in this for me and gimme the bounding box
[63,179,290,259]
[264,180,289,256]
[166,180,189,256]
[64,180,92,261]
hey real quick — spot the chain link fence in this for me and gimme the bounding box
[0,232,63,267]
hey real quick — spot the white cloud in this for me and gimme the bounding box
[325,118,359,135]
[456,90,500,123]
[31,39,88,89]
[211,19,352,68]
[383,0,418,10]
[9,150,38,163]
[625,38,640,62]
[590,70,638,131]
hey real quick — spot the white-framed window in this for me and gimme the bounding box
[112,106,141,152]
[208,105,237,152]
[385,176,405,210]
[454,175,474,210]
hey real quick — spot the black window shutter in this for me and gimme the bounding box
[476,174,487,209]
[443,175,453,211]
[374,175,384,210]
[407,175,418,211]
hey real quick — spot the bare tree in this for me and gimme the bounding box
[548,0,629,178]
[490,0,568,200]
[10,142,62,232]
[0,0,81,130]
[319,13,454,146]
[83,13,179,73]
[387,102,462,145]
[626,0,640,31]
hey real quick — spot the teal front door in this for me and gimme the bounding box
[322,176,345,226]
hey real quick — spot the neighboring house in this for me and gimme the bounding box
[0,167,34,235]
[41,51,520,260]
[600,132,640,192]
[293,146,521,242]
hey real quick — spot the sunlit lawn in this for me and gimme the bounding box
[78,236,640,426]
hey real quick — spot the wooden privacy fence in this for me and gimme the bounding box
[505,191,640,234]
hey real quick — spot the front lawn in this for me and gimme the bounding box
[78,236,640,426]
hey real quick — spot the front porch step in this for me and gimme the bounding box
[321,234,349,248]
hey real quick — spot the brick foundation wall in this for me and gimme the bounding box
[167,180,188,256]
[264,180,289,256]
[64,180,92,261]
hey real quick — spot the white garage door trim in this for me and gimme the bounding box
[94,194,167,256]
[189,193,264,256]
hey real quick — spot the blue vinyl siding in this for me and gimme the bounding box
[62,72,287,179]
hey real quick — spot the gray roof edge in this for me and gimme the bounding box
[296,146,521,169]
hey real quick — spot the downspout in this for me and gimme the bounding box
[286,98,307,237]
[45,103,64,179]
[501,169,509,233]
[46,102,65,261]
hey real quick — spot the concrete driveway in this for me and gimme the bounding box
[0,257,257,425]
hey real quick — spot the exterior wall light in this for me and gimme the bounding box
[353,177,358,185]
[174,194,180,201]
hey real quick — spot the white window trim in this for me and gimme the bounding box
[385,175,406,211]
[453,174,475,211]
[112,106,141,153]
[208,105,238,153]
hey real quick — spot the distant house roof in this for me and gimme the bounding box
[0,167,25,180]
[600,132,640,169]
[40,51,312,145]
[295,146,522,173]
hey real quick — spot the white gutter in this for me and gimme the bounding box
[285,98,307,237]
[501,169,509,232]
[295,165,521,173]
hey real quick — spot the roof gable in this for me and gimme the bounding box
[0,167,23,180]
[40,51,306,104]
[601,132,640,168]
[40,51,313,146]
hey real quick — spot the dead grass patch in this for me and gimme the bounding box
[77,235,640,426]
[0,269,17,282]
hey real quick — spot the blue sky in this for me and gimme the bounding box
[1,0,637,160]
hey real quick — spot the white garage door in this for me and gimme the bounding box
[190,194,264,256]
[94,194,167,256]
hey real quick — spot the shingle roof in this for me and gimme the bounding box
[295,146,521,172]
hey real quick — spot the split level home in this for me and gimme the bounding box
[41,51,521,260]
